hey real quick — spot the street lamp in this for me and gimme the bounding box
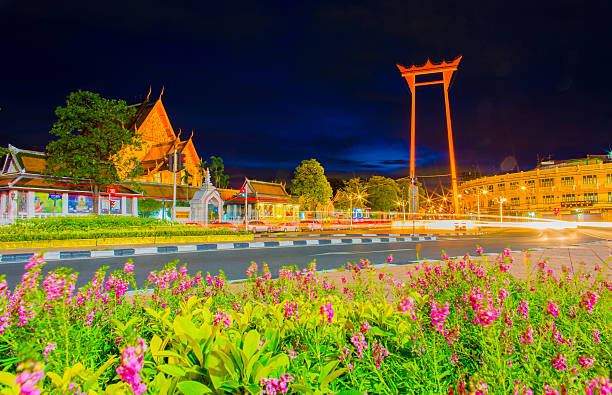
[397,201,407,221]
[478,190,488,221]
[496,197,507,222]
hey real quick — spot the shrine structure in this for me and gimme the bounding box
[397,56,462,215]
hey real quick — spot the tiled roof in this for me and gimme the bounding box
[249,180,288,197]
[127,100,156,131]
[133,182,198,201]
[218,188,239,201]
[1,176,140,195]
[20,155,47,174]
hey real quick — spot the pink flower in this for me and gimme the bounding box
[398,297,416,320]
[476,246,484,255]
[578,356,595,369]
[320,303,333,324]
[593,329,601,344]
[517,300,529,319]
[124,261,134,274]
[584,377,612,395]
[116,338,147,395]
[24,255,45,270]
[284,301,299,321]
[430,302,450,333]
[350,332,368,359]
[551,353,567,371]
[282,346,298,360]
[546,301,559,317]
[213,311,232,329]
[580,291,600,314]
[43,343,56,357]
[246,262,258,278]
[519,327,534,345]
[260,373,295,395]
[360,321,371,334]
[386,255,393,263]
[15,362,44,395]
[372,341,389,369]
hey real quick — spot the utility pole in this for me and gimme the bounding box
[172,149,177,221]
[245,185,248,231]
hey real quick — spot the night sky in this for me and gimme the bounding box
[1,0,611,188]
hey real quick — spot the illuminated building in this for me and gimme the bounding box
[459,155,612,220]
[0,90,204,221]
[224,179,298,222]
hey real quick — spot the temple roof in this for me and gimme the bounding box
[249,180,289,197]
[127,100,156,131]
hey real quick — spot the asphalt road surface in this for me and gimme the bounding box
[1,228,608,288]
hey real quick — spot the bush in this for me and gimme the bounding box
[0,250,609,393]
[0,216,248,241]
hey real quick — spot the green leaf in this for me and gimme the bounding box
[321,367,347,389]
[243,330,261,360]
[0,372,16,387]
[157,364,186,377]
[176,381,212,394]
[318,360,339,384]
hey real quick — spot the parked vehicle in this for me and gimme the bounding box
[246,220,269,233]
[299,220,323,231]
[271,222,299,232]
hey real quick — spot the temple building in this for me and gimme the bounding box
[0,90,204,221]
[117,89,202,187]
[224,179,298,222]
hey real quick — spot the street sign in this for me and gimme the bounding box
[107,187,117,195]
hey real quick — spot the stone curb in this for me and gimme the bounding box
[0,236,437,263]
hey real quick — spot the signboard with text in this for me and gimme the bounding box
[34,192,62,214]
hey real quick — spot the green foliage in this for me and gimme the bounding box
[335,177,368,210]
[209,156,229,189]
[138,198,163,217]
[0,215,248,241]
[44,90,141,186]
[290,159,333,211]
[0,251,609,393]
[366,176,400,211]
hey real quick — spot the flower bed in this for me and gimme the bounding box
[0,216,248,242]
[0,249,609,394]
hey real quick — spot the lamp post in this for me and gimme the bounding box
[478,190,488,221]
[496,197,507,222]
[397,201,407,221]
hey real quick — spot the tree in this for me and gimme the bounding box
[209,156,229,188]
[335,177,368,210]
[366,176,400,212]
[290,159,332,211]
[397,177,427,213]
[45,91,140,213]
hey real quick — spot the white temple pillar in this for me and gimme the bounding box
[62,193,69,215]
[27,191,35,218]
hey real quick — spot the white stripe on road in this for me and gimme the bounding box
[311,248,414,256]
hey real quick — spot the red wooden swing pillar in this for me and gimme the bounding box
[397,56,462,216]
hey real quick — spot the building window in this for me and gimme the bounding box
[540,178,554,187]
[509,182,519,190]
[583,175,597,185]
[525,180,535,188]
[561,176,574,186]
[562,194,575,202]
[498,183,506,192]
[487,199,494,207]
[543,195,554,204]
[607,174,612,184]
[487,185,494,193]
[526,196,536,205]
[510,197,520,206]
[609,192,612,202]
[584,193,598,203]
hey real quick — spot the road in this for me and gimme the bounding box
[1,228,609,288]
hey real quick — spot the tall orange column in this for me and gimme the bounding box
[406,75,416,215]
[443,70,460,215]
[397,56,462,215]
